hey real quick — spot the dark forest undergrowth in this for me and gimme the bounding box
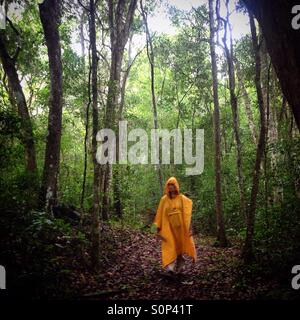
[1,208,298,300]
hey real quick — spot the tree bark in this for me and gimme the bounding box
[101,0,138,220]
[242,12,266,263]
[88,0,101,268]
[243,0,300,131]
[80,12,89,212]
[39,0,63,212]
[235,59,258,145]
[208,0,227,247]
[219,0,246,220]
[260,35,282,204]
[140,0,163,194]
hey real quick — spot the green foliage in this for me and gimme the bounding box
[0,0,299,299]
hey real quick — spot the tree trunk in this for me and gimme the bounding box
[80,12,89,212]
[243,0,300,131]
[101,0,138,220]
[118,34,144,116]
[88,0,101,268]
[242,12,266,263]
[235,59,258,145]
[208,0,227,247]
[220,0,246,220]
[260,35,282,204]
[112,35,144,219]
[39,0,63,212]
[0,33,37,175]
[140,0,163,194]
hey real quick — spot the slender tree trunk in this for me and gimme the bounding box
[261,38,282,204]
[112,34,133,219]
[261,35,271,225]
[39,0,63,212]
[88,0,101,268]
[112,36,144,219]
[235,59,258,145]
[140,0,163,194]
[112,34,132,219]
[101,0,138,220]
[242,12,266,263]
[0,34,37,175]
[208,0,227,247]
[101,1,123,221]
[118,35,144,116]
[80,12,89,212]
[220,0,246,220]
[81,56,92,215]
[119,32,133,117]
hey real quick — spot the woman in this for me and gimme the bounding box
[151,177,197,273]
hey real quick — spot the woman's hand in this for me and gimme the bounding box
[150,223,158,233]
[151,223,166,241]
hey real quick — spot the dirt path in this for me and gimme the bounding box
[76,226,278,300]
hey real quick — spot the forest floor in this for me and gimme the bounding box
[71,224,282,300]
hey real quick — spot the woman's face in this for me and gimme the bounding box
[168,184,176,193]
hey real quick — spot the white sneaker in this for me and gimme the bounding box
[166,260,176,273]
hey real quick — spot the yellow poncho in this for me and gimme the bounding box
[153,177,197,268]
